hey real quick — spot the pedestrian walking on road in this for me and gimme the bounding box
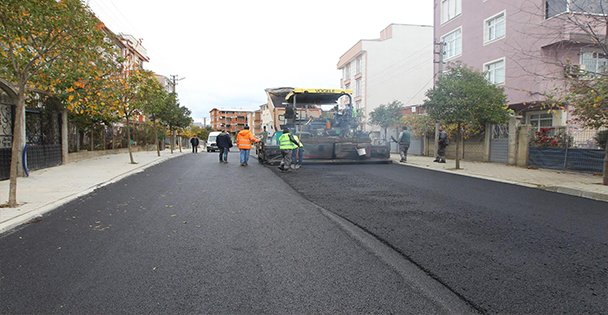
[236,125,259,166]
[291,133,304,169]
[434,127,449,163]
[190,136,200,153]
[391,126,411,162]
[278,128,300,172]
[216,130,232,163]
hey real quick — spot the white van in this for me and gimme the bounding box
[206,131,221,152]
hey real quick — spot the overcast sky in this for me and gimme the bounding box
[87,1,434,123]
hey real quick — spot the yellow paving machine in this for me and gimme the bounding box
[256,87,391,165]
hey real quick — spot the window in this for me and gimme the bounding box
[546,0,608,18]
[484,58,505,84]
[441,0,462,23]
[355,56,362,74]
[485,12,505,43]
[569,0,608,14]
[355,79,361,97]
[546,0,568,18]
[442,28,462,60]
[528,113,553,130]
[343,63,351,80]
[581,51,608,75]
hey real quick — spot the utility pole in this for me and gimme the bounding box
[168,75,185,153]
[433,41,445,85]
[433,41,445,157]
[169,74,185,94]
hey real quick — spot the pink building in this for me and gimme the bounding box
[434,0,607,130]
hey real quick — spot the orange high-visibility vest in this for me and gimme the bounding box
[236,130,259,149]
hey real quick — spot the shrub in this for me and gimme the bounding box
[595,130,608,149]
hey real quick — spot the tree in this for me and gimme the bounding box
[109,69,167,164]
[0,0,113,207]
[369,101,403,140]
[424,66,510,169]
[401,114,435,138]
[566,76,608,184]
[157,93,192,154]
[134,71,169,157]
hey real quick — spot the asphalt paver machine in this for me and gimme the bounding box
[256,88,391,165]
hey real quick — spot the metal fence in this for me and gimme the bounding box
[68,122,162,153]
[528,126,605,173]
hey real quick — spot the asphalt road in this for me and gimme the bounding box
[0,152,473,314]
[275,162,608,314]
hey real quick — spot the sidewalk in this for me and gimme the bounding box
[391,153,608,202]
[0,150,187,234]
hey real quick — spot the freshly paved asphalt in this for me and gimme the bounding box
[275,163,608,314]
[0,153,473,314]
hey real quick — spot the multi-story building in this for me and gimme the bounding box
[209,108,253,134]
[118,33,149,73]
[154,74,173,93]
[337,23,434,132]
[434,0,607,132]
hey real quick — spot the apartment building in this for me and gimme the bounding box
[337,23,434,131]
[209,108,253,133]
[118,33,149,73]
[434,0,608,131]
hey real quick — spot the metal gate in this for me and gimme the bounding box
[409,136,423,155]
[0,91,14,180]
[25,107,62,172]
[489,124,509,163]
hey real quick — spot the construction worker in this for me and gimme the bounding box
[278,128,300,172]
[236,125,259,166]
[291,133,304,169]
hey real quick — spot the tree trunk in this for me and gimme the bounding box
[102,125,107,150]
[7,83,26,207]
[154,122,160,157]
[603,143,607,185]
[455,123,461,170]
[126,116,136,164]
[90,127,95,151]
[112,124,116,150]
[170,127,175,154]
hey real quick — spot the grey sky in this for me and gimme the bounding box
[87,0,434,122]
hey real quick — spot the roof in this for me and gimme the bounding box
[285,88,353,105]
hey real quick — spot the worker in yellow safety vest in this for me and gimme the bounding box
[278,128,300,172]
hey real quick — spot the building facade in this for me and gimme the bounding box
[337,23,434,131]
[209,108,253,133]
[434,0,608,131]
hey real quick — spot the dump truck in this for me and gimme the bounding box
[255,87,391,165]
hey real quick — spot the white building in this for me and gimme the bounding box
[337,23,433,131]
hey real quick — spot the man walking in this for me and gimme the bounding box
[434,127,449,163]
[190,136,200,153]
[391,126,411,163]
[278,128,300,172]
[216,130,232,163]
[236,125,259,166]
